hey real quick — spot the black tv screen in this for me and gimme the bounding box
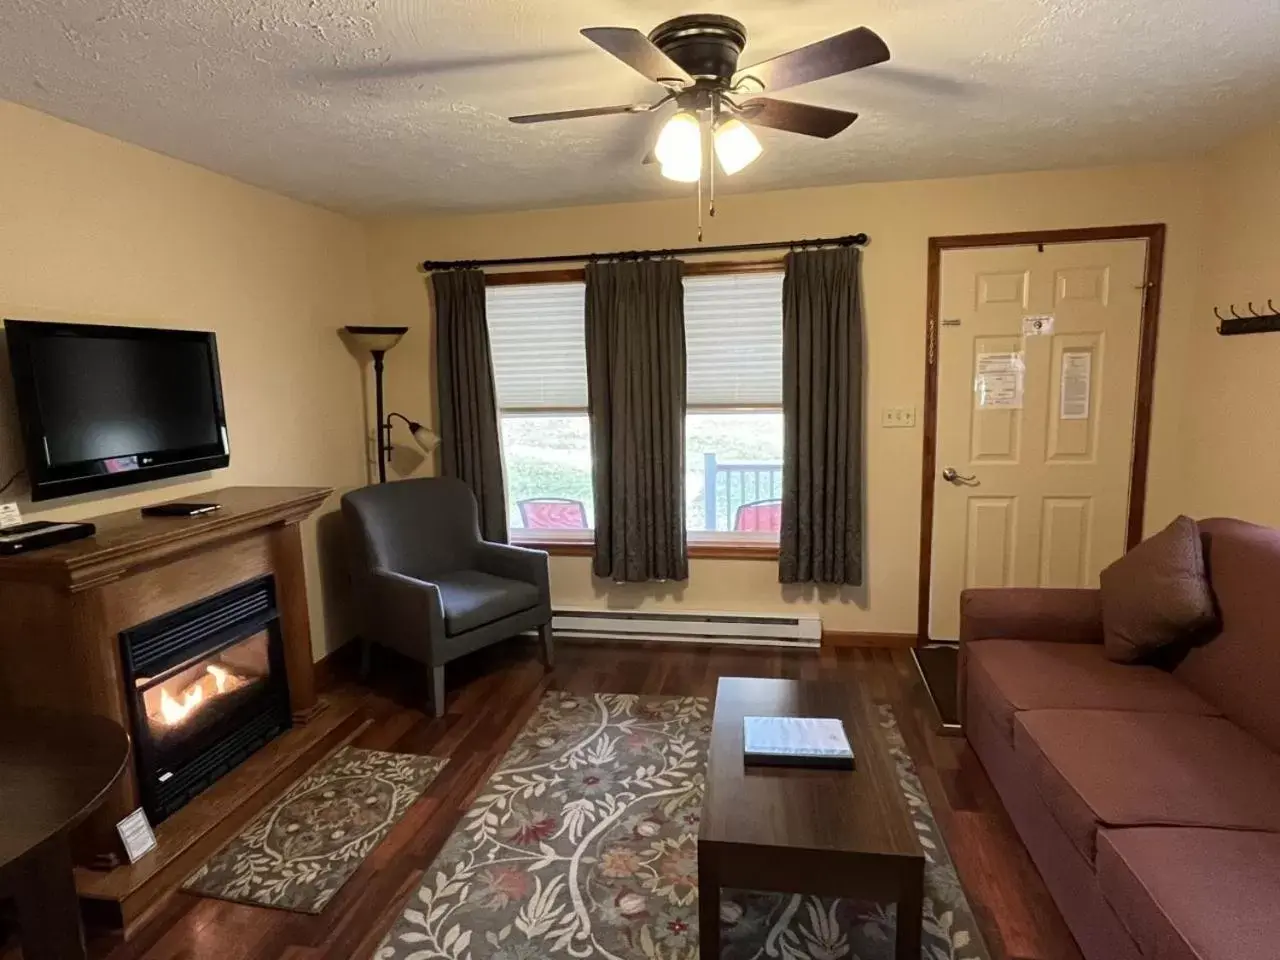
[4,319,230,501]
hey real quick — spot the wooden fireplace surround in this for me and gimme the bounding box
[0,486,367,933]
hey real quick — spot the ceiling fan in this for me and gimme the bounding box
[510,15,891,183]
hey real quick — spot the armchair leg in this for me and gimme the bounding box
[430,665,445,718]
[539,622,555,670]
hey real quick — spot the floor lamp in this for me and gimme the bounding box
[342,326,439,483]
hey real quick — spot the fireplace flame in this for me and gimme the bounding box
[207,663,229,693]
[159,683,204,725]
[153,663,247,728]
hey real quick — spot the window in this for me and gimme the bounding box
[684,271,785,541]
[487,266,786,549]
[486,282,593,540]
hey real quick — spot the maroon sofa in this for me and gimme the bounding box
[959,518,1280,960]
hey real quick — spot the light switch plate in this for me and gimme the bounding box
[880,406,917,428]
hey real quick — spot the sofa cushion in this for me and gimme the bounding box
[431,571,541,635]
[967,640,1218,745]
[1014,710,1280,864]
[1175,517,1280,753]
[1100,515,1215,663]
[1097,827,1280,960]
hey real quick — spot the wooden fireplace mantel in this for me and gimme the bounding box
[0,485,367,933]
[0,485,332,591]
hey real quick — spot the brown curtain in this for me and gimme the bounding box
[779,247,863,584]
[431,268,508,542]
[585,260,688,582]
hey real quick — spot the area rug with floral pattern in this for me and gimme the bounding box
[184,746,447,914]
[374,691,989,959]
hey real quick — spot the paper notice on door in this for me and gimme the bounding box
[975,352,1025,409]
[1060,351,1092,420]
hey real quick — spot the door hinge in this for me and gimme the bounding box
[927,315,938,365]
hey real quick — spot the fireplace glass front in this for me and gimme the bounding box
[121,576,292,823]
[137,630,271,756]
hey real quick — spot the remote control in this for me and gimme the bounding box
[140,502,222,518]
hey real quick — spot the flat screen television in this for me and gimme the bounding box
[4,319,230,501]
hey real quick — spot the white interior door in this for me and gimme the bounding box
[929,239,1149,640]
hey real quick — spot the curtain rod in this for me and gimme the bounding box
[419,233,868,272]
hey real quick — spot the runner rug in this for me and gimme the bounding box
[184,746,447,914]
[374,691,989,959]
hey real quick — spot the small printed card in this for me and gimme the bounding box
[117,807,157,864]
[743,716,855,770]
[0,502,22,530]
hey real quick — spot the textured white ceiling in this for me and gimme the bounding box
[2,0,1279,215]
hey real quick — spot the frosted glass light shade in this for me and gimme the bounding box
[714,118,762,175]
[660,160,702,183]
[410,423,440,454]
[655,111,702,182]
[343,325,408,353]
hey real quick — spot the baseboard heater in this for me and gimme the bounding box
[551,608,822,649]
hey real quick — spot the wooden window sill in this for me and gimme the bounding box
[509,536,778,561]
[688,541,779,560]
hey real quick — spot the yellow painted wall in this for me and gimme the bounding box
[0,101,373,658]
[364,161,1205,635]
[1183,123,1280,525]
[11,89,1263,645]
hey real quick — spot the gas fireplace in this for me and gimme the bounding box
[120,575,292,823]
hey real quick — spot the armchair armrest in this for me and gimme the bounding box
[957,587,1104,724]
[474,542,550,594]
[367,568,447,663]
[959,587,1104,645]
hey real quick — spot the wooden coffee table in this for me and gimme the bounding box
[698,677,924,959]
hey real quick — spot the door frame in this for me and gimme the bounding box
[916,224,1167,644]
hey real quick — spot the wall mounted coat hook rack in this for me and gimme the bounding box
[1215,299,1280,336]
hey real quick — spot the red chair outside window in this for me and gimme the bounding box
[518,498,589,530]
[733,499,782,533]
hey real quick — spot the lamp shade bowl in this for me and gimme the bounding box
[343,325,409,354]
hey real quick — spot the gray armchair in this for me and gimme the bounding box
[341,477,553,717]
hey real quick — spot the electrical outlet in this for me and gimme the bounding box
[880,406,917,428]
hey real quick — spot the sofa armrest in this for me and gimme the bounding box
[958,588,1104,724]
[367,568,447,663]
[474,542,550,596]
[959,587,1104,645]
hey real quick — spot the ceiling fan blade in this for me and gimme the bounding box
[510,104,649,124]
[738,98,859,139]
[734,27,890,93]
[580,27,693,87]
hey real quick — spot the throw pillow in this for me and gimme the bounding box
[1100,515,1216,663]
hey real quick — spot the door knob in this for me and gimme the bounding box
[942,467,979,486]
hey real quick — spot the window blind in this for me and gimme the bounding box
[684,271,784,407]
[486,282,588,410]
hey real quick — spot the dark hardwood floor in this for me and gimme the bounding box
[5,639,1082,960]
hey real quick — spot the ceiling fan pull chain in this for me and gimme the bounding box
[696,164,704,243]
[708,114,717,222]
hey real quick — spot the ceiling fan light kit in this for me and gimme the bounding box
[510,14,890,237]
[655,110,703,182]
[713,117,763,176]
